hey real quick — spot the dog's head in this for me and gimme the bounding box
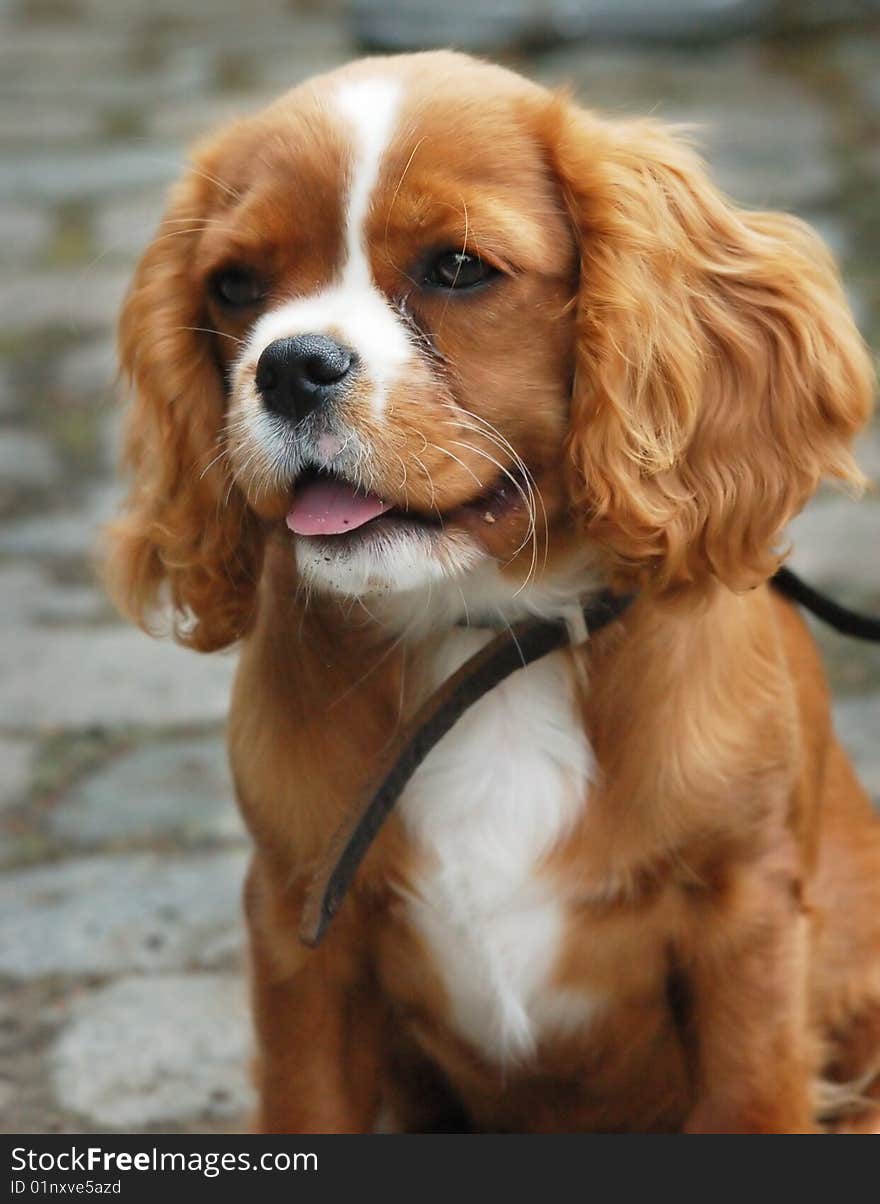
[107,51,873,649]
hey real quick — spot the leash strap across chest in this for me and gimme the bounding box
[298,589,635,947]
[299,565,880,948]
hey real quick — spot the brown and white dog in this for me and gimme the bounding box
[107,51,880,1133]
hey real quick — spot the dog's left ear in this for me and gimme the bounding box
[544,98,875,590]
[104,167,263,653]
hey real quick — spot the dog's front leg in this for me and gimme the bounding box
[245,857,385,1134]
[682,856,817,1134]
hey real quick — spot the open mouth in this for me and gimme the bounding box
[285,467,523,540]
[285,470,397,537]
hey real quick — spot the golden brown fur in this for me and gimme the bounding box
[106,52,879,1133]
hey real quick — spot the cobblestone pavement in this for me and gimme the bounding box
[0,1,878,1134]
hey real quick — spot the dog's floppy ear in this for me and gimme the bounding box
[545,99,874,591]
[104,171,263,651]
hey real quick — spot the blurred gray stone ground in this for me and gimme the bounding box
[0,0,878,1134]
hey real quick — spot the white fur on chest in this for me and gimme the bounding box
[399,628,598,1062]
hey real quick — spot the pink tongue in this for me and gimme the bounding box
[286,478,392,536]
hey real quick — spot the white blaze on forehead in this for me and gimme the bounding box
[245,75,410,418]
[336,77,401,288]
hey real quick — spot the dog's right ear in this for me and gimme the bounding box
[543,96,874,593]
[104,172,263,652]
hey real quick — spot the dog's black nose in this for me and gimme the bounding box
[255,334,356,422]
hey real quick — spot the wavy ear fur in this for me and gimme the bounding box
[105,174,262,651]
[546,99,875,591]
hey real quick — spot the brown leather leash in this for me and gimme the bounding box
[299,566,880,948]
[299,588,635,946]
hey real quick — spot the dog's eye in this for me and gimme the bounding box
[424,250,497,291]
[210,266,266,308]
